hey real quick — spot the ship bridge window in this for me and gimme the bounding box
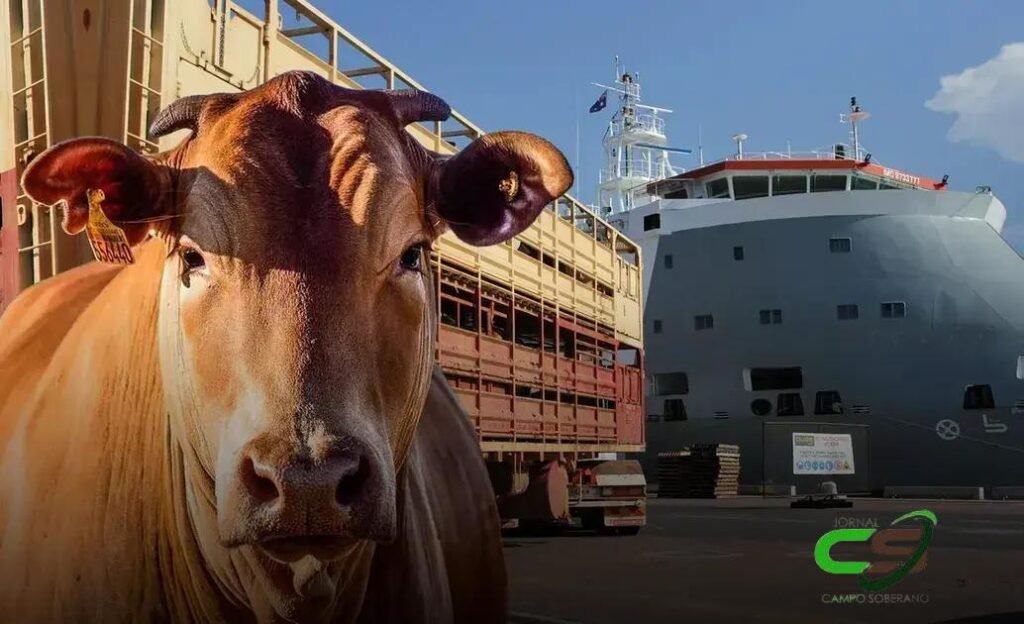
[771,175,807,196]
[651,179,690,199]
[776,393,805,416]
[852,176,879,190]
[732,176,769,200]
[643,213,661,231]
[706,177,731,199]
[814,390,844,415]
[879,181,901,190]
[745,367,803,391]
[664,398,688,421]
[654,372,689,395]
[811,174,848,193]
[963,384,995,410]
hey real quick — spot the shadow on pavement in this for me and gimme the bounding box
[503,525,642,539]
[502,540,547,549]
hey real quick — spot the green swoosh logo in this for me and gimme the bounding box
[858,510,937,592]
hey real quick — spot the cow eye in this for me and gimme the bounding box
[180,247,206,272]
[399,244,424,271]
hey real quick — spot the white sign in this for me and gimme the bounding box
[792,433,855,475]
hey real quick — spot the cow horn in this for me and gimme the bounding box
[149,94,223,138]
[383,89,451,126]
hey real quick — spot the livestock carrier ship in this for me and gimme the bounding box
[590,61,1024,495]
[1,0,647,529]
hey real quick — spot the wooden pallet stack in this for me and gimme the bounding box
[656,444,741,498]
[655,450,692,498]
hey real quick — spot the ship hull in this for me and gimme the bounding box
[644,410,1024,495]
[625,189,1024,493]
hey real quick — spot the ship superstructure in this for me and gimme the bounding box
[594,59,688,216]
[589,66,1024,494]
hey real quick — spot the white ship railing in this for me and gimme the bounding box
[718,141,873,161]
[724,148,849,161]
[600,159,670,184]
[610,113,665,138]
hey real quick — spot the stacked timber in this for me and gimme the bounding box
[656,444,741,498]
[655,450,692,498]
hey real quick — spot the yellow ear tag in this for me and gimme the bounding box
[498,170,519,202]
[85,188,134,265]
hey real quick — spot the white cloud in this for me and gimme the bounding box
[926,43,1024,164]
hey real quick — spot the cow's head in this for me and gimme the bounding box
[21,71,571,620]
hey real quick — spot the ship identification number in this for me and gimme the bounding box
[882,168,921,186]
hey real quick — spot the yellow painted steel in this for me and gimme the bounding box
[1,0,643,349]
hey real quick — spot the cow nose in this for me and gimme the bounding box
[234,439,381,548]
[240,448,371,509]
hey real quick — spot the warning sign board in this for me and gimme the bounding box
[792,432,855,475]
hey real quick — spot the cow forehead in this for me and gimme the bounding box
[177,94,428,267]
[195,93,418,188]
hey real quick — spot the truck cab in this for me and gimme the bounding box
[568,458,647,535]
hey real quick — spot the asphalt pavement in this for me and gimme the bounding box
[504,497,1024,624]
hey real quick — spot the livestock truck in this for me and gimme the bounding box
[0,0,647,533]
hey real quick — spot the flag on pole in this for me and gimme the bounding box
[589,90,608,114]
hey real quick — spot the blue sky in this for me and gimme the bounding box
[281,0,1024,248]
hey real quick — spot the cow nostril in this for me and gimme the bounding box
[241,455,279,503]
[335,456,370,507]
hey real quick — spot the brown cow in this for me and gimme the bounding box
[0,70,572,623]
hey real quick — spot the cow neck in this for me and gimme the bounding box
[0,242,172,621]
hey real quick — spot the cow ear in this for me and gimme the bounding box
[21,137,172,245]
[432,131,573,246]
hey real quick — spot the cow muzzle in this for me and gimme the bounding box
[218,433,396,561]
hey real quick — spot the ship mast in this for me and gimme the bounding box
[841,96,870,161]
[592,58,687,216]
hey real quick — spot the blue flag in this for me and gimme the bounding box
[589,91,608,114]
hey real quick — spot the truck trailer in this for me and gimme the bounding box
[0,0,647,531]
